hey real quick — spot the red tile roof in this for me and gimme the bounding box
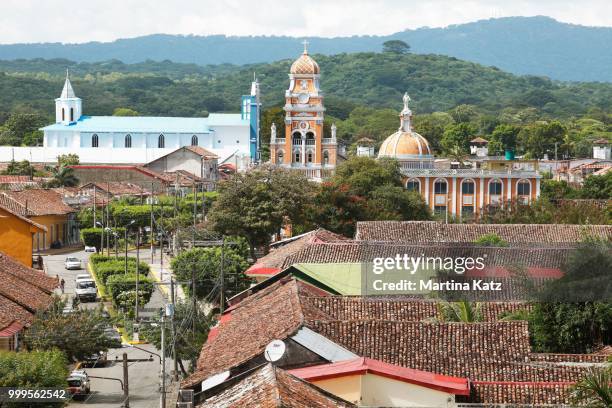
[0,252,58,293]
[288,357,470,395]
[0,295,34,326]
[197,364,354,407]
[355,221,612,244]
[3,189,74,216]
[0,320,24,337]
[79,182,151,196]
[0,194,47,231]
[185,146,219,159]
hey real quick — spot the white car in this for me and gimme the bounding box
[64,257,82,270]
[75,278,97,302]
[84,246,97,253]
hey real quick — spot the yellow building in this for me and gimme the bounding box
[0,194,46,267]
[377,94,541,219]
[289,357,470,407]
[270,42,339,180]
[2,189,77,251]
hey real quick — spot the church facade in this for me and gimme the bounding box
[34,72,260,165]
[376,94,541,219]
[269,44,338,180]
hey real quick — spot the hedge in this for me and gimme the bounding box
[81,227,126,248]
[106,273,153,304]
[93,259,150,284]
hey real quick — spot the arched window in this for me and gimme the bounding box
[306,150,313,163]
[91,134,99,148]
[323,150,329,165]
[489,180,503,195]
[124,134,132,148]
[61,108,65,121]
[158,134,165,148]
[277,150,284,164]
[462,180,475,194]
[292,131,302,145]
[191,135,198,146]
[434,179,447,194]
[70,108,74,122]
[406,179,420,192]
[517,180,531,196]
[306,132,315,139]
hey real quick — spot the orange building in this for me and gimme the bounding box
[270,42,338,180]
[0,195,46,267]
[377,94,541,219]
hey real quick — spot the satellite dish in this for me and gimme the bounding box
[201,370,230,392]
[264,340,286,362]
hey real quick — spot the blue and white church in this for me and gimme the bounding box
[2,72,260,167]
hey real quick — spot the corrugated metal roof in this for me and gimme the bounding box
[41,114,247,133]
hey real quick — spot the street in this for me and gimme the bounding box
[44,250,173,407]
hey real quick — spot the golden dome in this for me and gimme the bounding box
[378,130,432,158]
[290,51,320,75]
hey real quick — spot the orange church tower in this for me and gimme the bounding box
[270,41,338,180]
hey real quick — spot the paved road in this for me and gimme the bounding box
[43,250,172,407]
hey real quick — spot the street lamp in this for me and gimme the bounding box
[124,220,136,274]
[96,221,105,254]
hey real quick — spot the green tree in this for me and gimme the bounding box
[382,40,410,54]
[0,112,46,146]
[45,165,79,187]
[571,366,612,408]
[540,179,577,201]
[441,123,477,154]
[208,166,314,259]
[580,172,612,199]
[23,300,120,362]
[437,301,484,322]
[1,159,35,176]
[474,233,508,247]
[112,107,140,116]
[489,124,519,154]
[57,153,80,166]
[0,350,68,407]
[171,243,250,303]
[449,104,478,124]
[517,121,566,158]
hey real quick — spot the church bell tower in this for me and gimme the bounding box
[270,42,337,180]
[55,70,82,125]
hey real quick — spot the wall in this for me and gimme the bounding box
[361,373,453,407]
[312,375,362,404]
[145,149,218,180]
[71,167,166,191]
[0,207,37,266]
[32,214,72,250]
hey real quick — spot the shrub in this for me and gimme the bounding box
[0,350,68,396]
[92,258,149,284]
[80,227,103,248]
[106,273,153,305]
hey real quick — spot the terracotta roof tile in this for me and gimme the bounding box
[355,221,612,244]
[0,252,56,313]
[3,189,74,216]
[197,364,354,407]
[0,294,34,326]
[0,194,47,231]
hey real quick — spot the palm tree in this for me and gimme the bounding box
[447,145,469,168]
[47,165,79,187]
[437,300,483,322]
[571,366,612,407]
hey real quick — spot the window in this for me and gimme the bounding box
[434,205,446,215]
[434,179,447,194]
[462,180,475,194]
[307,151,313,163]
[306,132,315,139]
[70,108,74,122]
[294,151,301,163]
[91,134,99,148]
[292,132,302,144]
[517,180,530,196]
[323,150,329,165]
[277,150,284,163]
[462,206,474,216]
[489,180,502,195]
[61,108,65,121]
[124,134,132,148]
[158,134,165,148]
[191,135,198,146]
[406,179,420,192]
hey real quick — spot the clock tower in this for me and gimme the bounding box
[270,42,337,180]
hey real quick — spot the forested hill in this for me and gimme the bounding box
[1,52,611,119]
[0,17,611,82]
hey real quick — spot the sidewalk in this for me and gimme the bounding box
[128,248,187,303]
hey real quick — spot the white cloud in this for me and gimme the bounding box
[0,0,610,44]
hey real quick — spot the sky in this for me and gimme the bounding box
[1,0,611,44]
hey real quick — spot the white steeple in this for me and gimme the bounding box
[399,92,413,132]
[55,69,82,125]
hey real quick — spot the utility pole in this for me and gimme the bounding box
[150,181,155,262]
[123,353,130,408]
[106,183,111,256]
[160,313,166,408]
[135,228,140,323]
[220,237,226,313]
[170,278,178,382]
[192,182,197,248]
[93,185,97,228]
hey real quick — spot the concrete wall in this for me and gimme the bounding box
[145,149,217,180]
[0,207,38,267]
[362,373,453,407]
[71,167,167,191]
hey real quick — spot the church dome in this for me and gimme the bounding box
[290,51,320,75]
[378,93,432,159]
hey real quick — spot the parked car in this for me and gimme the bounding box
[64,257,82,270]
[82,350,109,367]
[75,278,97,302]
[84,246,97,253]
[67,370,90,397]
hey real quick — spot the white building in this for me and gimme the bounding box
[0,72,260,167]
